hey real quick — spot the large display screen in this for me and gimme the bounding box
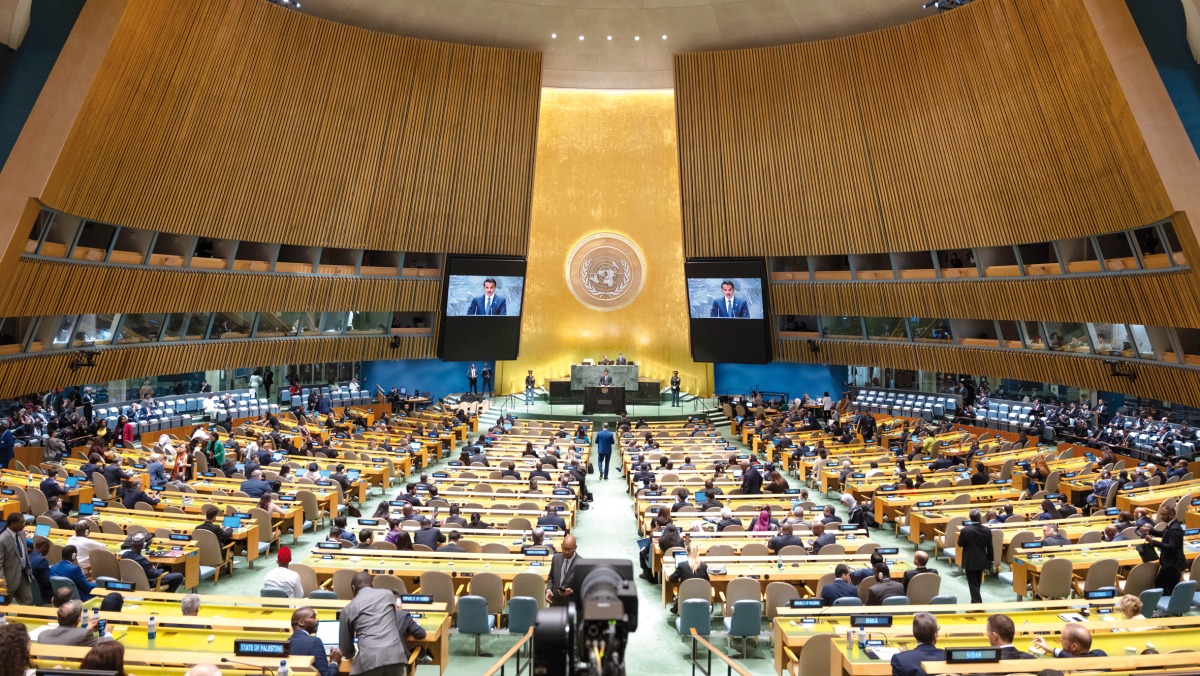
[445,275,525,316]
[686,259,771,364]
[686,278,765,319]
[439,257,527,361]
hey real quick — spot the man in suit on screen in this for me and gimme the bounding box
[466,278,507,316]
[709,280,750,318]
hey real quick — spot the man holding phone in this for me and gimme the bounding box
[546,535,581,607]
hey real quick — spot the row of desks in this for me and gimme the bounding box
[771,599,1200,676]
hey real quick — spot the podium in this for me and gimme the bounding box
[583,385,626,415]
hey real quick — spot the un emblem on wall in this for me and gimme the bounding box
[565,233,646,311]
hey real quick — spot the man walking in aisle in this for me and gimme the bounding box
[595,422,615,480]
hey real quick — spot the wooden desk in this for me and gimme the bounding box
[1010,537,1200,598]
[86,506,261,565]
[39,526,203,591]
[298,549,552,588]
[1,469,94,505]
[79,591,452,675]
[661,553,910,607]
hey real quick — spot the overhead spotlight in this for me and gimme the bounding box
[634,36,640,41]
[661,34,667,40]
[607,35,612,40]
[922,0,972,10]
[267,0,303,9]
[551,32,557,38]
[579,35,585,40]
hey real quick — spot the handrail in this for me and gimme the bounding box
[481,628,534,676]
[689,628,753,676]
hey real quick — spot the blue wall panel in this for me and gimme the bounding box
[361,359,493,401]
[713,362,846,400]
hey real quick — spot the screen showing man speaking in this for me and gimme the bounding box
[686,260,771,364]
[445,275,525,317]
[439,257,527,360]
[686,278,764,319]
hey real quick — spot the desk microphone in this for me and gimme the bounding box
[219,656,272,675]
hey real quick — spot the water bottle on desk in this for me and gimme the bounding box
[147,616,157,641]
[278,660,289,676]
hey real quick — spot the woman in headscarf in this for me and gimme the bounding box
[751,508,773,532]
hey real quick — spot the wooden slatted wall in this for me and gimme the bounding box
[1,260,441,317]
[674,0,1173,257]
[0,336,432,396]
[770,270,1200,329]
[774,338,1200,407]
[38,0,542,255]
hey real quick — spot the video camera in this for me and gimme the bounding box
[533,559,638,676]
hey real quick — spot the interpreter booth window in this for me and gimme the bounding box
[279,313,321,337]
[779,315,818,335]
[1089,324,1155,359]
[71,221,117,262]
[951,319,996,347]
[1175,328,1200,365]
[1019,321,1047,350]
[210,313,253,339]
[1043,322,1093,354]
[863,317,907,341]
[321,312,351,334]
[72,315,119,347]
[254,313,290,338]
[26,316,76,352]
[821,316,864,340]
[1015,242,1060,275]
[995,321,1022,349]
[1126,325,1159,360]
[1094,232,1138,271]
[1057,236,1102,274]
[182,313,213,341]
[910,318,952,343]
[114,314,166,344]
[346,312,390,335]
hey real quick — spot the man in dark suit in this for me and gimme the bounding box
[290,606,341,676]
[196,504,234,549]
[121,477,161,510]
[615,353,627,365]
[956,508,993,604]
[709,280,750,318]
[438,531,466,553]
[529,462,552,482]
[466,278,507,315]
[467,364,479,394]
[546,535,580,607]
[902,551,938,591]
[412,521,443,550]
[595,422,615,480]
[866,563,904,605]
[767,523,804,554]
[808,522,837,554]
[890,612,943,676]
[537,506,567,531]
[984,614,1034,661]
[1039,523,1070,547]
[481,366,493,396]
[670,371,682,407]
[1031,623,1107,658]
[598,370,614,386]
[821,564,859,606]
[1148,504,1186,593]
[739,462,763,495]
[340,572,427,672]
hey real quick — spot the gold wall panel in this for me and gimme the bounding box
[1,259,441,317]
[774,338,1200,408]
[674,0,1173,257]
[38,0,541,254]
[770,269,1200,329]
[496,89,712,396]
[0,336,433,396]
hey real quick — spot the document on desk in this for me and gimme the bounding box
[868,647,901,661]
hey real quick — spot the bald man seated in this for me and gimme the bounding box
[901,551,938,591]
[1031,623,1107,658]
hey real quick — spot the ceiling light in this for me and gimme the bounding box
[607,35,612,41]
[661,35,667,40]
[579,35,585,40]
[551,32,557,38]
[634,36,640,41]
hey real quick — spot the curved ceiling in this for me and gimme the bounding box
[298,0,932,88]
